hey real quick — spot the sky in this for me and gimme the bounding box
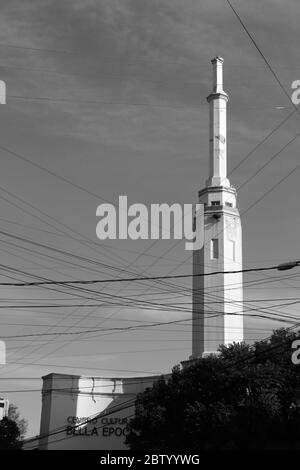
[0,0,300,437]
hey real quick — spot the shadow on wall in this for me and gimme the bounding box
[38,373,164,450]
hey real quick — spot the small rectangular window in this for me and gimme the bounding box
[211,238,219,259]
[229,240,235,261]
[225,202,233,207]
[211,201,220,206]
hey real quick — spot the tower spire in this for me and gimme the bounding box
[206,57,230,188]
[189,57,243,360]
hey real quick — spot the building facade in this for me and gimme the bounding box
[31,374,163,450]
[27,57,244,450]
[0,398,9,421]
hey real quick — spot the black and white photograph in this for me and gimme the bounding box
[0,0,300,462]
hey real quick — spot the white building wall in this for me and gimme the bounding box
[192,192,243,357]
[0,398,9,420]
[37,373,163,450]
[223,213,243,345]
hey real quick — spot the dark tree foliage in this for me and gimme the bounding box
[8,404,28,440]
[0,417,22,450]
[126,329,300,451]
[0,404,27,450]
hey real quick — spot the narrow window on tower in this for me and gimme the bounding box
[229,240,235,261]
[211,238,219,259]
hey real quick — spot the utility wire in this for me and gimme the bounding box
[23,322,300,448]
[229,109,297,175]
[0,263,291,287]
[225,0,299,112]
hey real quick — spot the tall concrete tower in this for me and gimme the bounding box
[191,57,243,358]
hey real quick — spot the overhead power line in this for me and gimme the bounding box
[229,109,297,175]
[3,300,300,339]
[238,128,300,191]
[0,262,295,287]
[225,0,299,112]
[23,321,300,449]
[0,43,75,55]
[9,94,203,110]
